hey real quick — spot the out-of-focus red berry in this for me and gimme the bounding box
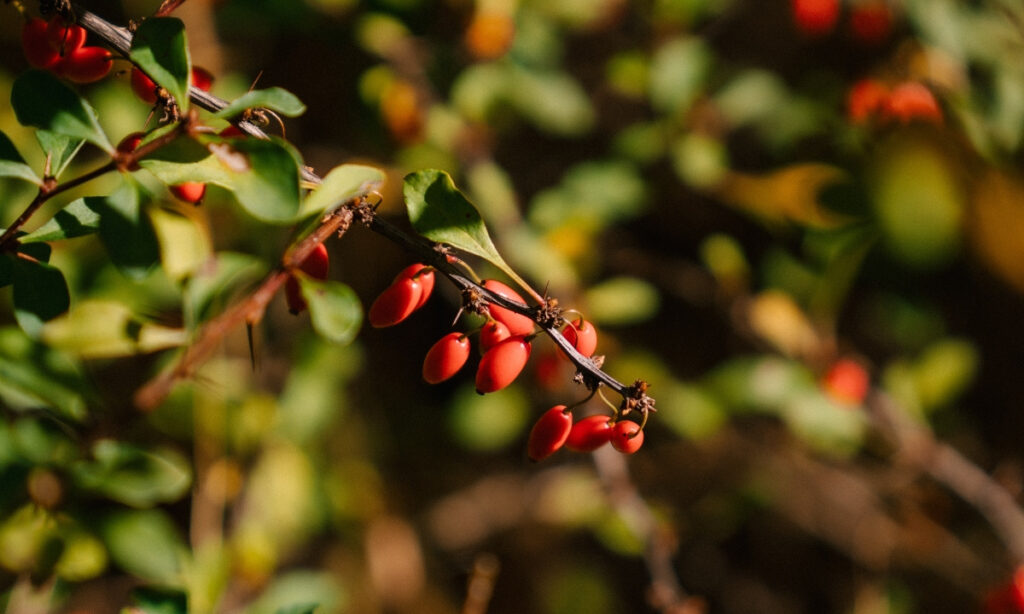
[792,0,840,37]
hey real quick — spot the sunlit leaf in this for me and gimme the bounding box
[22,198,101,243]
[42,300,186,358]
[0,327,89,421]
[0,130,39,184]
[35,130,84,179]
[214,87,307,119]
[130,18,191,112]
[226,138,303,223]
[183,252,267,329]
[11,70,112,152]
[299,164,384,219]
[299,277,362,345]
[584,276,660,326]
[149,207,212,281]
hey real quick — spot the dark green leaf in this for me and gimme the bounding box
[35,130,85,179]
[85,180,160,280]
[227,138,302,223]
[130,18,191,112]
[11,70,112,153]
[72,440,192,507]
[299,278,362,345]
[404,169,520,282]
[275,605,320,614]
[0,130,39,184]
[0,326,89,421]
[102,509,186,584]
[214,87,307,119]
[22,198,101,243]
[12,257,70,338]
[0,244,52,288]
[131,587,188,614]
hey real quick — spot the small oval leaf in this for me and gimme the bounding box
[130,18,191,112]
[214,87,307,119]
[299,277,362,345]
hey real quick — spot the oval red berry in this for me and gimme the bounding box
[56,46,113,83]
[131,67,159,104]
[299,243,330,280]
[475,335,531,393]
[479,320,510,353]
[191,66,214,92]
[285,275,306,315]
[610,420,644,454]
[422,332,471,384]
[562,317,598,358]
[483,279,534,336]
[394,263,434,310]
[527,405,573,461]
[368,276,422,328]
[23,18,60,69]
[46,16,86,56]
[565,415,613,452]
[170,182,206,204]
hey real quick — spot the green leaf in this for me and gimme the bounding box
[0,326,89,421]
[0,243,51,288]
[11,70,112,153]
[130,18,191,112]
[299,164,384,219]
[85,181,161,280]
[299,277,362,345]
[214,87,307,119]
[22,198,101,243]
[0,130,40,184]
[102,509,187,584]
[73,440,192,507]
[222,138,303,222]
[149,207,212,281]
[584,276,660,325]
[404,169,522,284]
[35,130,85,179]
[183,252,267,329]
[131,587,188,614]
[42,300,186,358]
[12,257,70,338]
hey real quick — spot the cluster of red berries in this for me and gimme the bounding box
[791,0,894,44]
[369,264,645,460]
[22,15,113,83]
[846,79,942,125]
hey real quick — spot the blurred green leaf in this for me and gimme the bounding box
[448,384,530,452]
[102,509,187,584]
[0,130,39,184]
[214,87,307,119]
[12,257,69,338]
[0,327,89,421]
[131,587,188,614]
[246,571,344,614]
[0,504,61,574]
[130,18,192,112]
[11,70,112,153]
[42,300,186,358]
[913,339,978,411]
[86,180,161,280]
[184,252,267,328]
[149,207,212,282]
[649,37,711,115]
[54,531,107,582]
[299,164,384,219]
[226,138,303,223]
[584,276,659,325]
[0,242,51,288]
[278,335,361,443]
[22,198,101,243]
[508,67,595,136]
[73,440,192,507]
[35,130,85,179]
[299,277,362,345]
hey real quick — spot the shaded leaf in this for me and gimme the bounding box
[0,130,40,184]
[11,70,111,153]
[183,252,267,329]
[214,87,307,119]
[12,257,69,338]
[299,277,362,345]
[35,130,85,179]
[22,198,101,243]
[0,326,89,421]
[0,243,51,288]
[102,509,187,584]
[85,181,160,280]
[73,440,192,507]
[130,18,191,112]
[131,587,188,614]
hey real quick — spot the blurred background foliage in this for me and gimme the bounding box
[2,0,1024,612]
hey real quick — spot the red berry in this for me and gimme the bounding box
[394,263,434,310]
[881,82,942,124]
[285,275,306,315]
[219,125,245,138]
[56,46,113,83]
[475,335,531,393]
[847,79,889,124]
[483,279,534,336]
[610,420,644,454]
[479,320,511,352]
[191,66,214,92]
[45,16,87,57]
[131,67,159,104]
[565,415,613,452]
[116,131,145,171]
[849,1,893,45]
[562,317,598,358]
[422,332,471,384]
[791,0,840,36]
[368,276,423,328]
[170,182,206,204]
[822,358,870,406]
[298,243,330,280]
[527,405,573,461]
[23,18,61,69]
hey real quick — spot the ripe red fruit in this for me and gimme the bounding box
[46,16,87,56]
[423,332,471,384]
[219,125,245,138]
[791,0,840,37]
[847,79,889,124]
[562,317,598,358]
[849,1,893,45]
[285,243,330,315]
[482,279,534,336]
[131,67,159,104]
[116,131,146,171]
[527,405,573,461]
[475,335,531,393]
[23,18,61,69]
[191,66,214,92]
[822,358,869,406]
[479,320,511,352]
[368,276,423,328]
[170,182,206,205]
[394,264,434,310]
[56,46,113,83]
[565,415,613,452]
[881,82,942,124]
[610,420,644,454]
